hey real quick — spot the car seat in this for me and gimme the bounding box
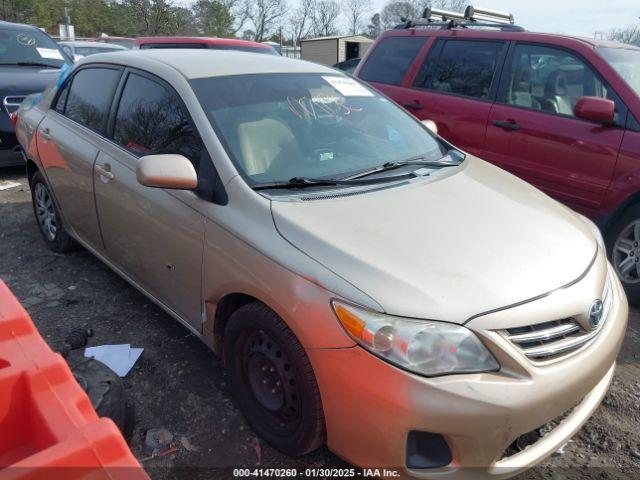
[237,117,295,176]
[542,71,573,115]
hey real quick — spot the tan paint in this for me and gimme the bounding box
[15,50,629,478]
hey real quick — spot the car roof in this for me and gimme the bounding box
[77,49,337,79]
[59,40,127,49]
[0,20,44,32]
[380,27,639,50]
[134,36,272,50]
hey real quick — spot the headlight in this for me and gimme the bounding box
[332,301,499,377]
[579,214,605,251]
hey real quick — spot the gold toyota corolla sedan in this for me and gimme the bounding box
[15,50,627,479]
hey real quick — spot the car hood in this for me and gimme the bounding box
[270,157,596,323]
[0,66,60,94]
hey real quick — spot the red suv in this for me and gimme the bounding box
[356,13,640,302]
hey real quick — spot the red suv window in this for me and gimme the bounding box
[413,39,507,100]
[358,36,426,86]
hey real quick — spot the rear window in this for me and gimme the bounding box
[358,36,425,86]
[0,27,68,68]
[64,67,121,132]
[414,40,506,99]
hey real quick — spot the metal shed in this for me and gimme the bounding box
[300,35,373,66]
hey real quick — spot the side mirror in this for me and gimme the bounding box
[421,119,438,135]
[136,154,198,190]
[573,96,615,124]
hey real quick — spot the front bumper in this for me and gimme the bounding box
[0,113,23,167]
[308,262,627,479]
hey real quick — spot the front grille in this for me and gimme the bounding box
[502,277,613,361]
[3,95,26,114]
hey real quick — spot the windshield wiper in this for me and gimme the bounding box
[253,176,362,190]
[345,151,464,180]
[14,62,59,68]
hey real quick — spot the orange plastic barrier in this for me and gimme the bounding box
[0,280,149,480]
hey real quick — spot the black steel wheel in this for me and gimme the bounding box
[224,303,325,456]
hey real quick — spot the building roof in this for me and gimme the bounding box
[79,49,336,79]
[300,35,373,43]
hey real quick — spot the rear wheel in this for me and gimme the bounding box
[30,170,76,253]
[224,303,325,456]
[607,203,640,305]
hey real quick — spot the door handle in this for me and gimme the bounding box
[39,127,51,141]
[492,120,521,131]
[96,163,115,182]
[403,101,423,111]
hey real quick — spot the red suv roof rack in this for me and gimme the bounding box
[396,4,526,32]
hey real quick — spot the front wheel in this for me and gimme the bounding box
[607,204,640,305]
[224,303,325,456]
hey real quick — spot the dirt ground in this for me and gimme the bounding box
[1,166,640,480]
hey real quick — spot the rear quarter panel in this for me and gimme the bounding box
[16,95,48,165]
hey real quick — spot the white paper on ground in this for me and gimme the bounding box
[0,181,20,191]
[322,75,374,97]
[84,344,143,377]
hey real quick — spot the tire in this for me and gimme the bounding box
[69,358,133,439]
[30,170,76,253]
[224,302,325,456]
[606,203,640,305]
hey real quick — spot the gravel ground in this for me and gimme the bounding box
[1,166,640,480]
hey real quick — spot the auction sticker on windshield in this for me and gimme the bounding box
[37,47,64,60]
[322,76,373,97]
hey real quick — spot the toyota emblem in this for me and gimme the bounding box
[588,299,604,330]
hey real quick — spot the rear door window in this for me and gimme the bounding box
[63,67,121,132]
[358,36,426,86]
[413,40,506,99]
[113,72,201,167]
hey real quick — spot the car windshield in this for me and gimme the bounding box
[0,27,68,67]
[191,72,449,186]
[599,47,640,97]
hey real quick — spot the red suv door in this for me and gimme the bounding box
[483,42,625,215]
[399,38,508,157]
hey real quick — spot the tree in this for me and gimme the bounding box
[607,23,640,47]
[123,0,176,35]
[380,1,418,30]
[245,0,286,42]
[344,0,372,36]
[425,0,465,14]
[311,0,340,37]
[192,0,233,37]
[219,0,249,36]
[289,0,313,45]
[367,12,381,38]
[378,0,467,31]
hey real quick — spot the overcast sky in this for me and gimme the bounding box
[363,0,639,37]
